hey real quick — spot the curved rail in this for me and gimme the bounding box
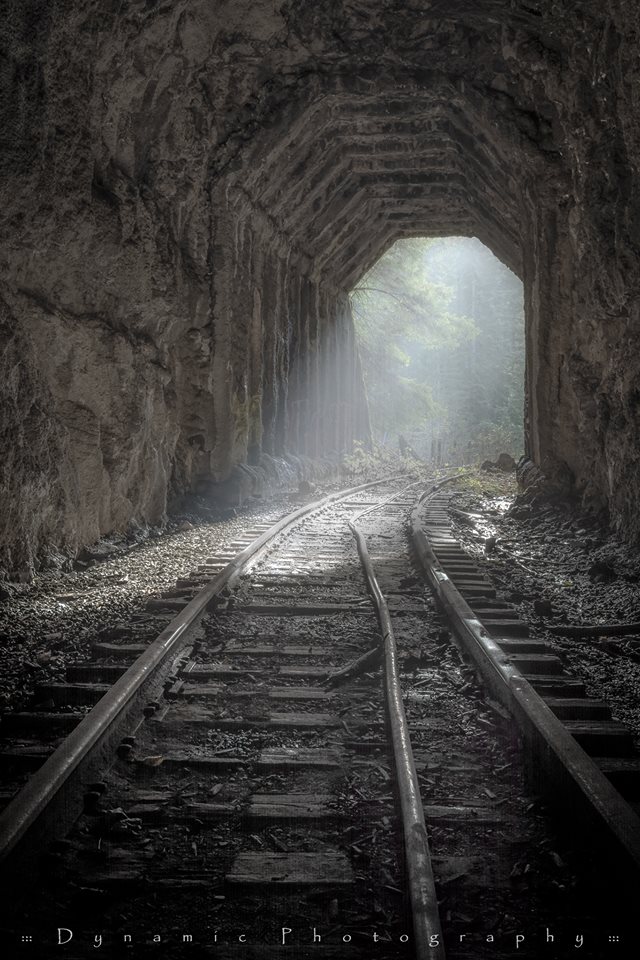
[0,475,408,864]
[349,507,445,960]
[411,483,640,876]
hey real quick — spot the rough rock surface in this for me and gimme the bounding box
[2,1,640,571]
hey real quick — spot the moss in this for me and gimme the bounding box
[453,468,517,498]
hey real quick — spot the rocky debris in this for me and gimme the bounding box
[495,453,516,472]
[588,560,617,583]
[516,457,546,492]
[480,453,517,473]
[39,545,69,572]
[297,479,323,499]
[533,598,555,618]
[446,469,640,743]
[0,583,15,603]
[0,497,297,713]
[77,539,124,565]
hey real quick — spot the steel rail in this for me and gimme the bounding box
[0,474,408,865]
[411,485,640,876]
[349,518,445,960]
[348,478,423,524]
[349,470,469,527]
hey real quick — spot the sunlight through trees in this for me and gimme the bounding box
[350,237,524,463]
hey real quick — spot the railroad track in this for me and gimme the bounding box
[0,476,442,959]
[412,485,640,871]
[0,478,407,863]
[0,475,638,958]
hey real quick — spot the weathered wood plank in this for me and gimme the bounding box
[182,802,239,820]
[267,687,333,701]
[34,682,110,705]
[267,712,338,728]
[135,755,246,772]
[179,683,226,698]
[257,747,342,769]
[423,804,512,824]
[227,852,352,887]
[0,712,84,734]
[246,794,336,822]
[223,645,350,658]
[278,666,330,678]
[151,710,339,731]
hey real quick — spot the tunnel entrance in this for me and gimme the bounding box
[350,237,525,466]
[4,0,640,571]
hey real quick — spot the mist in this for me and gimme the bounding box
[350,237,525,465]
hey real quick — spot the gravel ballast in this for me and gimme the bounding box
[0,497,302,713]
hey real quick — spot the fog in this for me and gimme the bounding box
[350,237,525,465]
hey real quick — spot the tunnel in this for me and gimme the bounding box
[2,0,639,571]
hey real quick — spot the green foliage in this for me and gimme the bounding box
[452,469,518,498]
[350,237,525,463]
[351,238,476,438]
[341,440,428,481]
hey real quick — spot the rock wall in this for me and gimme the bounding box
[3,0,640,572]
[0,1,371,575]
[522,1,640,538]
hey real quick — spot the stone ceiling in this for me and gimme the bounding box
[207,0,576,287]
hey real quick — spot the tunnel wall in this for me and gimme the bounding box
[0,183,368,575]
[0,2,371,576]
[208,187,370,482]
[521,7,640,537]
[3,0,640,574]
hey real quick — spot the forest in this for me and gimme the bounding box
[350,237,525,464]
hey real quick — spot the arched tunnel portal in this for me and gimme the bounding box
[2,0,639,573]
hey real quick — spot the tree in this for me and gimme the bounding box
[350,237,525,462]
[350,238,475,441]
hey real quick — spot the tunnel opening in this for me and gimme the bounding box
[350,237,525,466]
[3,0,640,577]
